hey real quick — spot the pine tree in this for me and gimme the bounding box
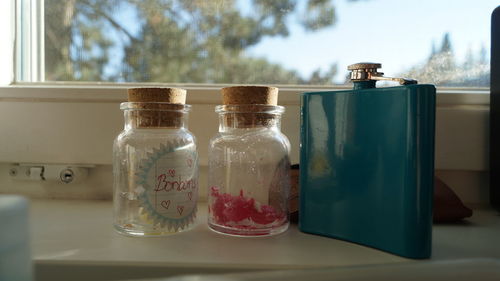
[479,44,488,65]
[440,33,452,54]
[464,46,474,70]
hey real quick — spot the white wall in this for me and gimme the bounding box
[0,87,491,205]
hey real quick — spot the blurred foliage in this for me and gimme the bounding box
[45,0,339,84]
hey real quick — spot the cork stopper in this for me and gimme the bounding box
[126,87,188,128]
[219,86,280,128]
[128,87,186,104]
[221,86,278,105]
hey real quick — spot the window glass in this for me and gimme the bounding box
[37,0,497,86]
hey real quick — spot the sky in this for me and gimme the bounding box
[246,0,499,83]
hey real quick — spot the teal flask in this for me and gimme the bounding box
[299,63,436,259]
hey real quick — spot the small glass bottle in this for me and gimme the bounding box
[113,88,198,236]
[208,86,291,236]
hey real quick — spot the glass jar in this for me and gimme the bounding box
[208,104,291,236]
[113,102,198,236]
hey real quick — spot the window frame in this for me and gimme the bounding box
[16,0,44,82]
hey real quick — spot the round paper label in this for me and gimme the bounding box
[136,140,198,231]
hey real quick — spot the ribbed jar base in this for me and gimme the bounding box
[208,221,289,237]
[113,222,196,237]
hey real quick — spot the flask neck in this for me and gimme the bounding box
[353,81,377,90]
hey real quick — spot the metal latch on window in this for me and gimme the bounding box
[9,164,93,184]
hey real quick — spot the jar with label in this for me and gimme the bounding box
[113,88,198,236]
[208,86,291,236]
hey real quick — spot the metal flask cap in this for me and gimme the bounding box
[348,62,418,85]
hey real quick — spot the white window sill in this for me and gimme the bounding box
[31,199,500,280]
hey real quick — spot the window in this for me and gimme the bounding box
[15,0,498,87]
